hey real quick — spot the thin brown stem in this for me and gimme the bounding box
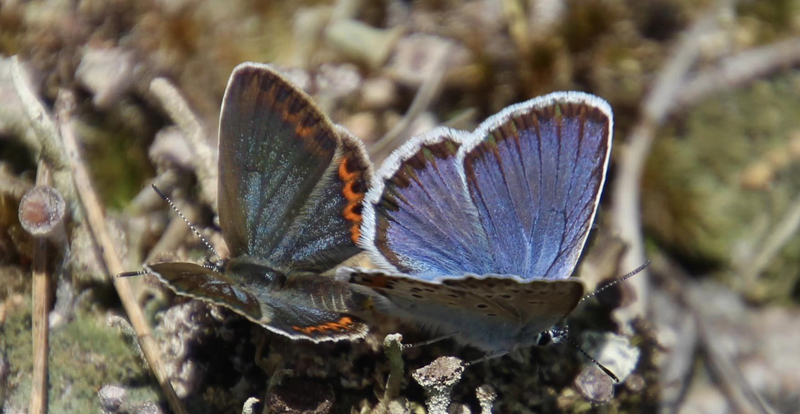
[56,89,188,414]
[29,161,52,414]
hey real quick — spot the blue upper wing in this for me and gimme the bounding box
[362,129,494,278]
[362,92,612,281]
[460,92,613,279]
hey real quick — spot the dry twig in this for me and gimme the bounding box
[612,5,800,330]
[677,36,800,108]
[12,55,185,413]
[56,89,188,414]
[28,162,52,414]
[654,256,777,414]
[739,193,800,284]
[370,44,449,162]
[10,57,68,172]
[610,2,732,327]
[149,78,218,209]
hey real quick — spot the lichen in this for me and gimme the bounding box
[3,297,160,413]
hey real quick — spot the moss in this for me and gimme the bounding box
[3,298,160,413]
[642,72,800,302]
[737,0,800,41]
[73,105,156,211]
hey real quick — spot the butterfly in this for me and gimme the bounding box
[338,92,613,356]
[129,63,376,342]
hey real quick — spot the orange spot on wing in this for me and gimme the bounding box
[338,158,359,182]
[342,181,361,205]
[338,157,365,243]
[295,124,313,138]
[292,316,357,335]
[283,108,301,126]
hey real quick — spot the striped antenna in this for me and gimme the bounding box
[580,260,650,303]
[117,270,149,278]
[150,184,220,261]
[552,326,620,383]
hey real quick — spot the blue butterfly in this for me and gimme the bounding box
[339,92,613,356]
[139,63,375,342]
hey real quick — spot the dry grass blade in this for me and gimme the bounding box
[677,36,800,107]
[9,56,68,172]
[739,193,800,286]
[370,44,449,162]
[149,78,218,209]
[610,0,733,326]
[13,53,186,413]
[56,89,188,414]
[654,257,778,414]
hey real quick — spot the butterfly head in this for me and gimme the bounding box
[533,326,569,347]
[204,256,228,273]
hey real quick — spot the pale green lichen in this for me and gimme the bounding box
[3,298,161,413]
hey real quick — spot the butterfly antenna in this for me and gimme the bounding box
[580,260,650,303]
[556,326,619,383]
[403,333,459,350]
[151,184,220,261]
[117,270,149,278]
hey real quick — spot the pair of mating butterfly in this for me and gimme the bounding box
[129,62,618,370]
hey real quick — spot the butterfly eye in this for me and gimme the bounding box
[535,331,553,346]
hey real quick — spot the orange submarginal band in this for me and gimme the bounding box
[338,157,365,243]
[292,316,356,335]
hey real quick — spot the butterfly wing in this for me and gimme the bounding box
[350,93,611,349]
[146,63,373,342]
[439,275,584,341]
[341,267,583,350]
[459,92,613,279]
[361,93,612,281]
[218,63,371,272]
[147,262,263,320]
[361,129,494,280]
[148,262,369,342]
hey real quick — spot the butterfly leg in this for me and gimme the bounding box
[541,325,620,382]
[402,333,459,350]
[463,349,511,367]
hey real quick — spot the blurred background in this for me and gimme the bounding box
[1,0,799,413]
